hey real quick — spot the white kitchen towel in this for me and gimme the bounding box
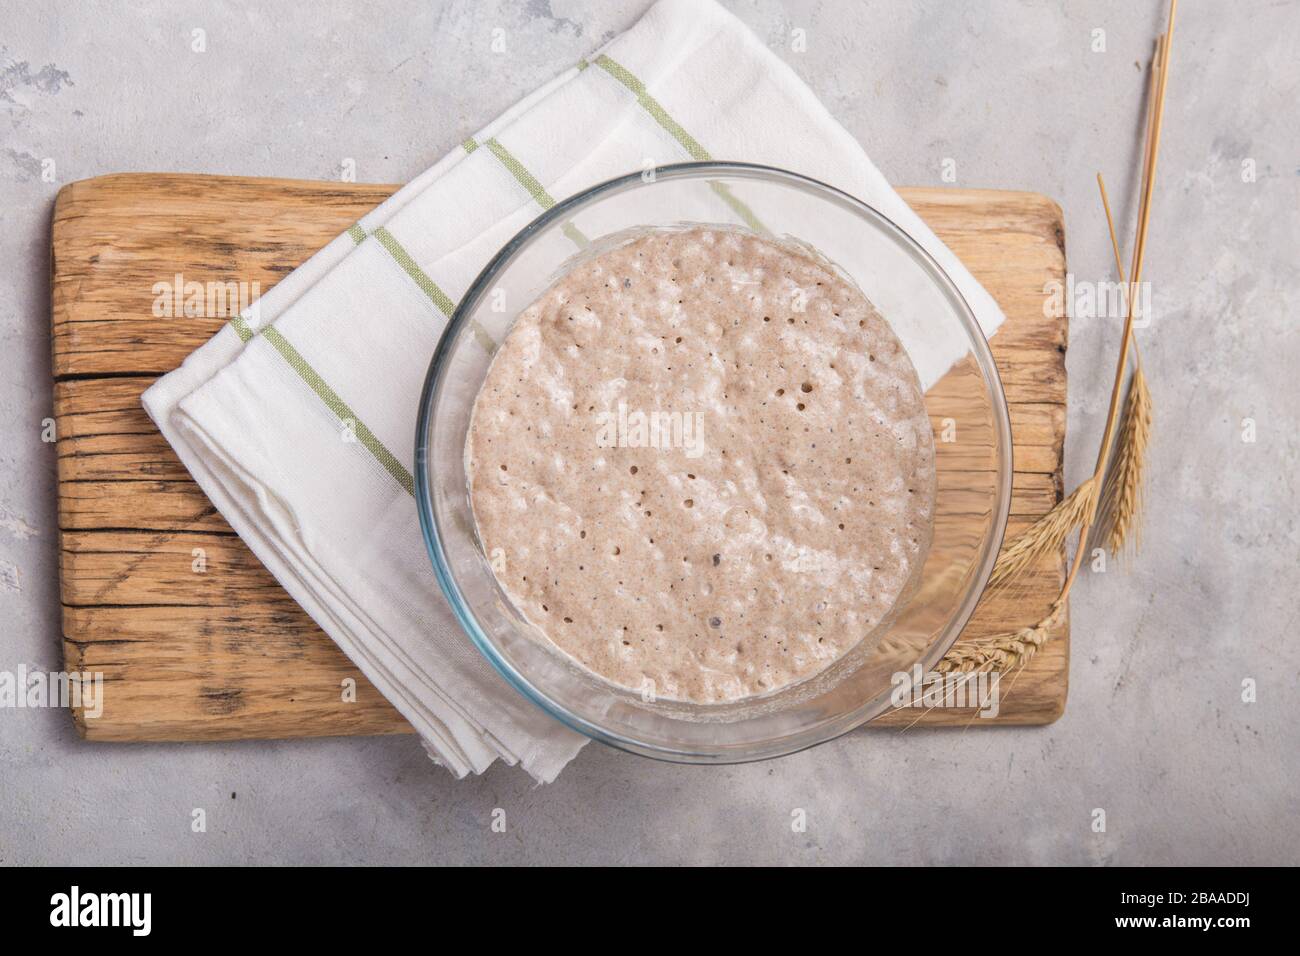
[142,0,1005,783]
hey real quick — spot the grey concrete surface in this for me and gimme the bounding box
[2,0,1297,866]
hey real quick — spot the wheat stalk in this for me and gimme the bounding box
[987,477,1098,591]
[1091,159,1155,558]
[938,0,1176,677]
[980,9,1171,591]
[937,598,1066,674]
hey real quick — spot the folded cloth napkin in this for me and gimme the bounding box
[143,0,1005,783]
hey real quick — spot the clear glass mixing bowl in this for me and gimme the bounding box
[415,162,1011,763]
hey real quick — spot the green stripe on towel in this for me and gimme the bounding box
[260,326,416,496]
[592,54,769,236]
[465,136,589,247]
[594,54,709,161]
[231,314,255,343]
[373,226,458,318]
[230,309,421,494]
[360,223,497,351]
[707,181,770,236]
[485,137,559,209]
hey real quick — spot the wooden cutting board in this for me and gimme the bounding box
[52,173,1069,741]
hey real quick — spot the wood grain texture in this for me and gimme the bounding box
[52,173,1069,740]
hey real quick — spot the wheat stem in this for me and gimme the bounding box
[939,0,1176,674]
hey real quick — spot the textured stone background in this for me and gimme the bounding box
[2,0,1296,865]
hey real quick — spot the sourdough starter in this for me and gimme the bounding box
[466,227,935,703]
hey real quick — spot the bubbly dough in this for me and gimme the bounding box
[467,227,935,703]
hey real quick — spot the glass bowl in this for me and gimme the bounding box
[415,162,1011,763]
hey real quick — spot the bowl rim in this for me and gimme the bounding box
[414,160,1013,763]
